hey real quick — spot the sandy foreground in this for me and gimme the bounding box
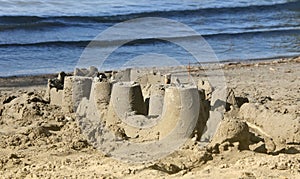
[0,57,299,178]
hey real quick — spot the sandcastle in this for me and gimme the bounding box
[46,66,219,144]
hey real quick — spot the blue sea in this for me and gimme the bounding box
[0,0,299,76]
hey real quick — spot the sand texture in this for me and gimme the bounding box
[0,57,299,178]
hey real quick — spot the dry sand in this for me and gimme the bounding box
[0,56,299,178]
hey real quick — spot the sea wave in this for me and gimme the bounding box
[0,0,298,31]
[1,28,299,47]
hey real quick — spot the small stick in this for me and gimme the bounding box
[187,61,192,82]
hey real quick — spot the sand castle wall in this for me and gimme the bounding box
[148,85,165,116]
[49,88,63,106]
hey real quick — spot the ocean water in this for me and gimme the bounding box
[0,0,299,76]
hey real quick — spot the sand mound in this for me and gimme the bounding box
[208,118,250,152]
[239,103,300,153]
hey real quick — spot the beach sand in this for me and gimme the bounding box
[0,56,299,178]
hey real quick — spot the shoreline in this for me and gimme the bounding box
[1,55,299,88]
